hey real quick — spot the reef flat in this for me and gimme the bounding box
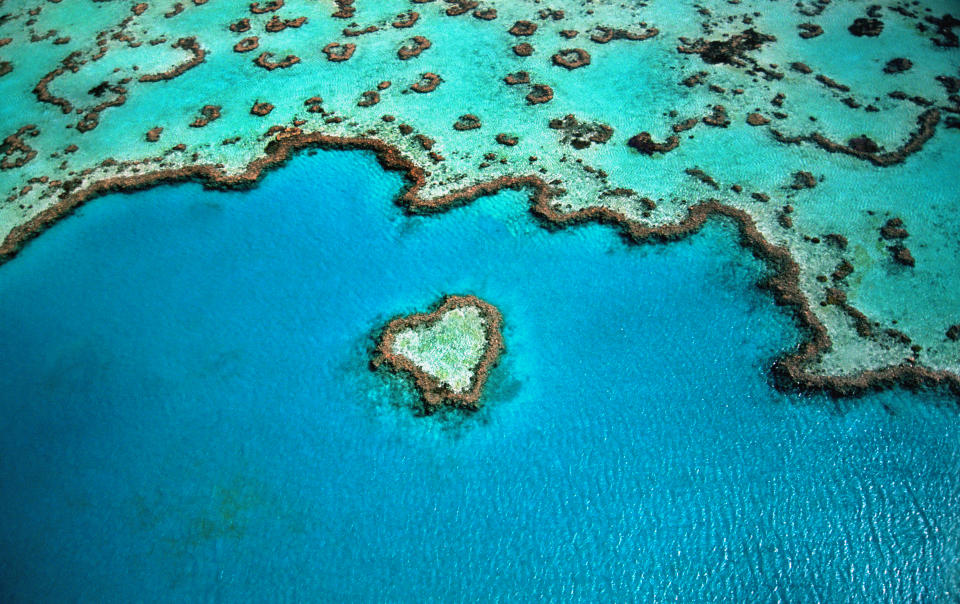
[1,0,959,396]
[373,294,503,410]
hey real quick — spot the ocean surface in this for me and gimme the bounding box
[0,149,958,601]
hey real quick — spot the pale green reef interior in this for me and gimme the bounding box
[391,305,488,393]
[1,0,959,380]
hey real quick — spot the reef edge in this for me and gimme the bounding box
[1,132,958,402]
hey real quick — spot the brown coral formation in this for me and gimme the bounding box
[883,58,913,74]
[549,114,612,148]
[250,1,283,14]
[790,171,817,189]
[806,109,940,166]
[551,48,590,69]
[445,1,478,17]
[343,25,378,37]
[398,36,431,60]
[304,96,324,113]
[815,74,850,92]
[685,167,719,189]
[1,125,38,170]
[75,89,127,133]
[832,259,854,281]
[747,113,770,126]
[513,43,533,56]
[233,36,259,52]
[372,295,504,411]
[332,0,355,19]
[229,18,251,32]
[849,18,883,37]
[145,126,163,142]
[589,26,658,43]
[453,114,482,131]
[189,104,221,127]
[322,42,355,62]
[627,132,678,155]
[266,16,307,32]
[672,118,698,133]
[798,23,823,39]
[138,37,206,82]
[410,72,442,93]
[392,11,419,28]
[503,71,529,85]
[250,101,274,116]
[880,217,909,240]
[357,91,380,107]
[702,105,730,127]
[892,246,915,267]
[495,133,518,146]
[525,84,553,105]
[539,8,565,20]
[677,29,775,67]
[508,20,537,36]
[253,52,300,70]
[926,14,960,47]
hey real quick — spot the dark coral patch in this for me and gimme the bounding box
[357,90,380,107]
[552,48,590,69]
[509,20,537,36]
[444,1,477,17]
[549,114,612,148]
[883,58,912,74]
[250,1,283,14]
[526,84,553,104]
[233,36,259,53]
[453,114,482,131]
[702,105,730,127]
[678,29,775,66]
[513,43,533,56]
[322,42,355,62]
[398,36,431,60]
[627,132,678,155]
[589,26,658,43]
[798,23,823,39]
[250,101,274,116]
[504,71,529,85]
[253,52,299,70]
[410,72,442,93]
[189,104,221,127]
[849,18,883,37]
[392,11,418,28]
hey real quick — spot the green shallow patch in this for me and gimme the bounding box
[392,306,488,393]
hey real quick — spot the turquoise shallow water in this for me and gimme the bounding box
[0,149,958,601]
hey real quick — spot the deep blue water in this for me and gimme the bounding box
[0,149,958,602]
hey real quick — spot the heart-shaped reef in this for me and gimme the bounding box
[372,295,503,411]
